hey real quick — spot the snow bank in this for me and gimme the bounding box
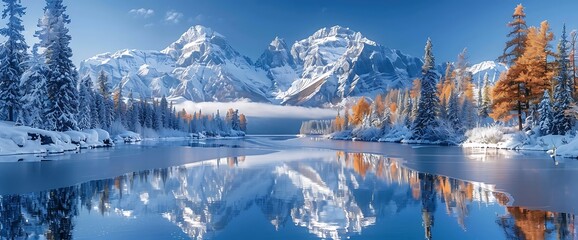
[114,131,142,143]
[463,125,572,155]
[330,127,382,142]
[0,122,113,156]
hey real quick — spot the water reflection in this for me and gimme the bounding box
[0,151,576,239]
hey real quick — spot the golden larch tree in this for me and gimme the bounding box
[490,72,519,122]
[499,4,528,65]
[351,97,371,126]
[493,4,529,130]
[516,21,555,105]
[239,114,247,131]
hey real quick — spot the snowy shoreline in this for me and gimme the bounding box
[0,121,248,161]
[0,121,114,158]
[319,125,578,159]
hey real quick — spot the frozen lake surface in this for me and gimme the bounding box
[0,136,576,239]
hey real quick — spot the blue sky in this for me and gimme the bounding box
[13,0,578,66]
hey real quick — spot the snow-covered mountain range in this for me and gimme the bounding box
[79,25,506,107]
[467,61,508,86]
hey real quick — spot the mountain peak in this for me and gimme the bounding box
[179,25,224,43]
[310,25,366,42]
[161,25,238,66]
[467,60,508,85]
[269,37,289,51]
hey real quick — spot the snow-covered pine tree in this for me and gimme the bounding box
[538,90,553,135]
[478,73,491,119]
[152,99,162,130]
[37,0,79,131]
[411,38,440,141]
[158,95,167,128]
[77,75,93,130]
[0,0,28,122]
[230,109,240,131]
[343,109,350,130]
[402,92,413,127]
[167,101,173,129]
[19,45,46,128]
[97,71,113,129]
[214,110,224,133]
[552,24,574,135]
[112,82,125,126]
[142,99,152,129]
[126,91,140,132]
[477,75,483,116]
[380,107,392,135]
[447,90,462,133]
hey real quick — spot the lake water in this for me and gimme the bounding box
[0,136,576,239]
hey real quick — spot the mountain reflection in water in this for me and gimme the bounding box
[0,151,575,239]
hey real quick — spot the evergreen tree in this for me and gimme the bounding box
[551,24,573,135]
[538,90,553,135]
[160,95,168,128]
[19,45,47,128]
[142,99,152,129]
[91,91,101,128]
[214,110,224,133]
[447,90,462,133]
[127,91,140,132]
[77,75,93,130]
[97,71,113,129]
[380,107,392,135]
[478,73,491,119]
[453,50,477,129]
[402,92,413,127]
[571,30,577,99]
[411,38,440,141]
[0,0,28,122]
[229,109,240,131]
[37,0,79,131]
[112,83,125,125]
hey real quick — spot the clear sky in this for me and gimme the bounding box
[12,0,578,66]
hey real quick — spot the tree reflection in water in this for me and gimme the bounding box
[0,151,575,239]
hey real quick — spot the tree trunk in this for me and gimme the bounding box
[8,106,13,122]
[517,102,523,131]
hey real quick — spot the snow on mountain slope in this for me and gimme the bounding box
[256,37,298,93]
[80,26,273,102]
[79,50,177,99]
[80,25,440,106]
[162,26,272,102]
[274,26,423,107]
[467,60,508,86]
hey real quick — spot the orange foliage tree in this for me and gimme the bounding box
[493,4,529,130]
[351,97,371,126]
[516,21,555,105]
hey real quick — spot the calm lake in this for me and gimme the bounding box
[0,136,576,239]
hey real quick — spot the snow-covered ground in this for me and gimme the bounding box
[0,121,114,157]
[0,121,251,159]
[462,125,577,157]
[326,124,578,158]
